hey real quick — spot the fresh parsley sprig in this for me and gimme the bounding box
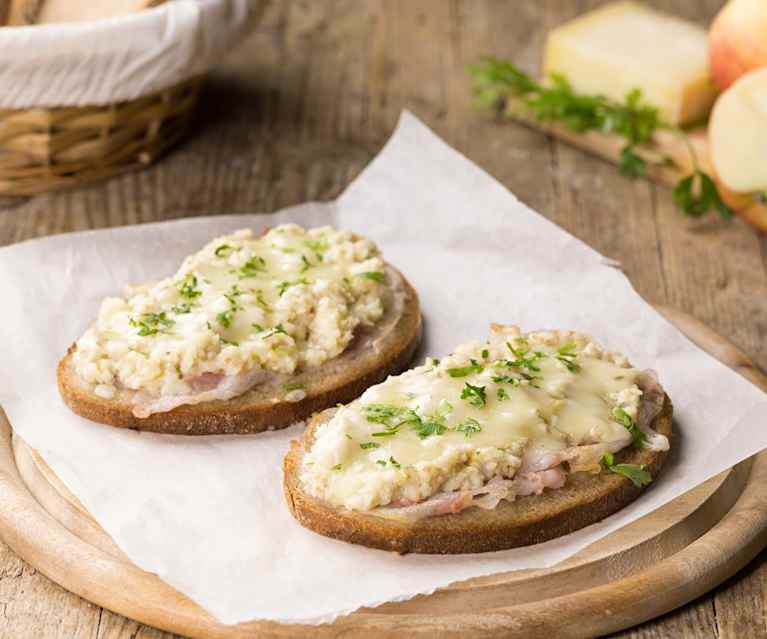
[602,452,652,488]
[468,57,733,219]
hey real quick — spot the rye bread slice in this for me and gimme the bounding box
[57,264,421,435]
[283,393,673,554]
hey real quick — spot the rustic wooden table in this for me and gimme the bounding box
[0,1,764,637]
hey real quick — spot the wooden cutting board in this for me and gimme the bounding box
[0,305,765,638]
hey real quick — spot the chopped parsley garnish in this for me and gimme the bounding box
[430,357,441,367]
[447,359,484,378]
[412,399,452,439]
[376,460,387,466]
[602,452,651,488]
[468,57,733,219]
[300,255,312,273]
[555,342,581,373]
[491,374,521,386]
[389,456,401,469]
[239,255,267,279]
[130,312,175,337]
[503,341,545,372]
[456,417,482,437]
[304,238,328,257]
[331,464,342,471]
[612,407,647,448]
[276,278,310,296]
[262,323,288,339]
[252,323,264,332]
[497,387,510,401]
[460,382,487,408]
[214,244,233,257]
[360,442,380,450]
[284,382,305,392]
[216,310,234,328]
[359,271,385,282]
[481,348,489,359]
[365,404,421,436]
[171,302,193,314]
[224,285,244,308]
[414,419,448,439]
[254,289,270,310]
[221,338,239,346]
[178,274,202,300]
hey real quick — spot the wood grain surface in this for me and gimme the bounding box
[0,1,764,637]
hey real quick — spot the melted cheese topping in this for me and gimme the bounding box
[72,224,386,399]
[300,326,642,511]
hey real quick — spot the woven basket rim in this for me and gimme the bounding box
[0,0,263,109]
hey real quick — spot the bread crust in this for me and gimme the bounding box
[57,265,422,435]
[283,394,673,554]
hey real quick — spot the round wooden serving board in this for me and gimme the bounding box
[0,306,766,639]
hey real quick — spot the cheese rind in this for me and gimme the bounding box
[543,1,717,126]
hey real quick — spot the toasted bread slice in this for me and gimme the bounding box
[283,394,672,554]
[58,264,421,435]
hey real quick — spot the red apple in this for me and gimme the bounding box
[709,0,767,91]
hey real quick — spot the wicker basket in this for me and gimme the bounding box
[0,76,203,196]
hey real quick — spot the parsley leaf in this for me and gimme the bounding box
[214,244,233,258]
[460,382,487,408]
[555,341,581,373]
[360,442,380,450]
[497,387,510,401]
[276,278,310,296]
[492,374,521,386]
[365,404,421,436]
[130,312,175,337]
[331,464,342,471]
[447,359,484,378]
[359,271,385,282]
[602,452,652,488]
[284,382,304,392]
[178,274,202,300]
[262,323,288,339]
[618,145,647,178]
[456,417,482,437]
[239,256,267,278]
[216,310,234,328]
[673,170,734,219]
[171,302,193,314]
[612,407,647,448]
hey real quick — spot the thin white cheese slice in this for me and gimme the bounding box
[543,1,717,126]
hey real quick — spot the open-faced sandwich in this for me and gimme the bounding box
[58,224,421,434]
[284,325,671,553]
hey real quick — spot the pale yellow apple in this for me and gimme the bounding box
[709,67,767,195]
[709,0,767,91]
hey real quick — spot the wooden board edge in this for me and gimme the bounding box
[0,306,764,637]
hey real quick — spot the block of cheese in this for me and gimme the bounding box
[543,1,717,126]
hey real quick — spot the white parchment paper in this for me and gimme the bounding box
[0,112,765,625]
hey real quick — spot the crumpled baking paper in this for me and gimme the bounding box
[0,0,262,109]
[0,112,765,624]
